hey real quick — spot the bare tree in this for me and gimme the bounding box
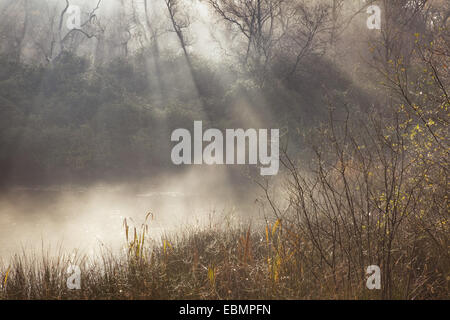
[165,0,193,69]
[165,0,204,94]
[35,0,103,63]
[0,0,29,62]
[207,0,284,74]
[207,0,333,83]
[144,0,167,100]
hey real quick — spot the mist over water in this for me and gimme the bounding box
[0,167,261,260]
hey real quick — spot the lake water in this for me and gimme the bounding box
[0,168,261,259]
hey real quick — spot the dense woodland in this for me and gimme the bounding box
[0,0,430,184]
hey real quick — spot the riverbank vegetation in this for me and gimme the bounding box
[0,0,448,299]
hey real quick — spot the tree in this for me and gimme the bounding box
[207,0,333,83]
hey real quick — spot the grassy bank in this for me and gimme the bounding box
[1,213,447,300]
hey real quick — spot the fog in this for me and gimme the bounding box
[0,0,446,275]
[0,0,382,259]
[0,166,264,259]
[0,0,447,300]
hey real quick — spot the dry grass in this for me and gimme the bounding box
[0,209,447,300]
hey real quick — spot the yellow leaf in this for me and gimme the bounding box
[272,219,281,237]
[3,267,10,288]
